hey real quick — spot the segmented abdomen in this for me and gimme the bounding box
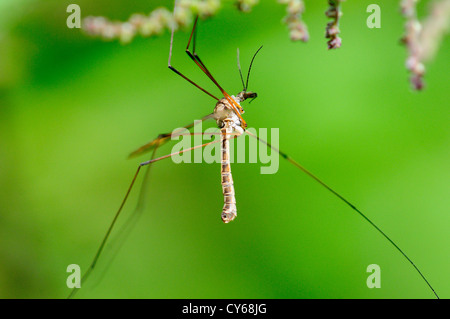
[220,123,236,223]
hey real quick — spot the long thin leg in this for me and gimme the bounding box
[184,17,224,92]
[184,16,247,126]
[173,14,247,127]
[168,5,247,127]
[167,5,218,100]
[170,1,246,126]
[244,129,439,299]
[67,134,223,299]
[78,140,163,292]
[184,17,230,97]
[139,138,221,166]
[67,151,153,299]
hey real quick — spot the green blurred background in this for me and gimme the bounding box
[0,0,448,299]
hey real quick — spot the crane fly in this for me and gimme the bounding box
[67,14,439,299]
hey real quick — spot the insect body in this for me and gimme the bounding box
[214,92,256,223]
[68,13,439,299]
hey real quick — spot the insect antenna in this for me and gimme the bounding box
[245,45,263,92]
[237,48,246,91]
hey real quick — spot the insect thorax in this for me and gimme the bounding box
[213,95,245,134]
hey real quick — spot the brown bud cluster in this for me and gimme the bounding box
[325,0,343,49]
[279,0,309,42]
[82,0,221,44]
[401,0,424,89]
[236,0,260,12]
[401,0,450,90]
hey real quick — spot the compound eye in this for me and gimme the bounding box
[245,92,257,99]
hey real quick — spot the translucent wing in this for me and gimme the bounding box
[128,113,215,159]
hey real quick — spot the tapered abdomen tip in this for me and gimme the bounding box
[221,210,236,223]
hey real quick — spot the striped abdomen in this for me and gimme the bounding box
[220,123,237,223]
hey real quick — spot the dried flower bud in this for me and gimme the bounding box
[119,23,135,44]
[327,36,342,49]
[81,1,222,43]
[411,74,424,90]
[236,0,260,12]
[401,0,429,90]
[325,0,343,50]
[279,0,309,43]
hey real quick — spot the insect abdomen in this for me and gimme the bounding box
[221,123,237,223]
